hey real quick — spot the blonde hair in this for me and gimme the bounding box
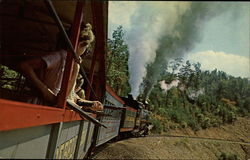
[80,23,95,45]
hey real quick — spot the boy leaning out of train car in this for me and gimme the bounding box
[67,73,102,112]
[19,23,103,111]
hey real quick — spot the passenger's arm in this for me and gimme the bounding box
[19,58,57,103]
[77,98,103,111]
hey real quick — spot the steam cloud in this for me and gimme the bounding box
[159,80,180,93]
[127,2,190,98]
[188,88,205,100]
[160,80,204,99]
[126,2,236,99]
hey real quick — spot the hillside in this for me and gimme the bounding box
[92,117,250,159]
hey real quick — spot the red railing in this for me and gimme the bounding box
[0,1,96,132]
[0,98,84,131]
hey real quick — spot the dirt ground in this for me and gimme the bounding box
[92,117,250,159]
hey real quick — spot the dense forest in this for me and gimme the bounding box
[106,25,131,97]
[1,25,249,133]
[147,59,250,132]
[107,26,250,133]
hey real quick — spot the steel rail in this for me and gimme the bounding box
[145,134,250,145]
[104,105,126,110]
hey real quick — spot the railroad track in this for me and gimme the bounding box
[144,134,250,145]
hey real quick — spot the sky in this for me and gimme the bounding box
[108,1,250,97]
[186,2,249,78]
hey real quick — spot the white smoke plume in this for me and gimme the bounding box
[127,2,190,98]
[188,88,205,100]
[159,79,180,93]
[140,2,237,99]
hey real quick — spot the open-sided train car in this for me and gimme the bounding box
[120,95,141,133]
[0,1,153,159]
[92,90,152,148]
[0,0,108,159]
[120,95,152,137]
[93,85,125,147]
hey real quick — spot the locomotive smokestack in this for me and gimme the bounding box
[127,93,134,100]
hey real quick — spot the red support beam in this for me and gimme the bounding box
[57,1,84,108]
[96,1,107,101]
[0,99,97,131]
[126,106,137,112]
[0,99,63,131]
[0,98,98,131]
[106,85,125,105]
[120,128,134,132]
[86,1,107,100]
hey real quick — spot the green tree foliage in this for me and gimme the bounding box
[147,58,250,131]
[0,64,21,90]
[218,152,239,160]
[106,26,131,96]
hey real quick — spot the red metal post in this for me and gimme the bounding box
[57,1,84,108]
[96,1,107,101]
[106,85,125,105]
[85,1,106,100]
